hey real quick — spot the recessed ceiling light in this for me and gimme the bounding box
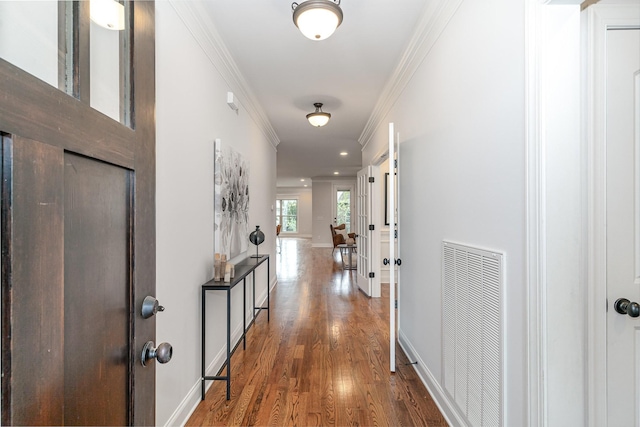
[333,171,339,175]
[300,179,305,182]
[304,184,308,187]
[340,152,348,156]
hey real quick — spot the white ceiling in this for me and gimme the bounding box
[200,0,427,187]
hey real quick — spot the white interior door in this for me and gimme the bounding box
[357,167,372,296]
[388,123,400,373]
[606,27,640,427]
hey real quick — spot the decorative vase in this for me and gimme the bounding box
[249,225,265,258]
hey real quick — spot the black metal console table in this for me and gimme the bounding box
[201,254,270,400]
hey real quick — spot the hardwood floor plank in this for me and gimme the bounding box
[228,385,254,427]
[188,238,448,426]
[266,388,287,426]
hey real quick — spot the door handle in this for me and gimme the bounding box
[383,258,402,266]
[141,296,165,319]
[141,341,173,366]
[614,298,640,318]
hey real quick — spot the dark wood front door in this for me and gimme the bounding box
[1,2,156,425]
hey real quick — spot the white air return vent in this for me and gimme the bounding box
[442,241,504,427]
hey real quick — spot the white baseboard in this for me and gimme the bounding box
[163,276,278,427]
[380,269,398,284]
[163,378,204,427]
[398,330,465,427]
[311,243,333,248]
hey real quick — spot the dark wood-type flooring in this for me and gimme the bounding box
[187,238,447,426]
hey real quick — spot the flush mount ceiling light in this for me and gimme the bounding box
[292,0,343,41]
[306,103,331,127]
[90,0,125,30]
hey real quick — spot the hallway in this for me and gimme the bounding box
[187,238,447,426]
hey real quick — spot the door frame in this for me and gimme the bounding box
[388,122,398,373]
[0,2,156,424]
[525,1,587,425]
[584,4,640,426]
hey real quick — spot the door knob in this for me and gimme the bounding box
[141,296,165,319]
[383,258,401,266]
[141,341,173,366]
[614,298,640,318]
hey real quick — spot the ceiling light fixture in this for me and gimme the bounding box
[340,152,348,156]
[306,103,331,127]
[291,0,343,41]
[90,0,125,30]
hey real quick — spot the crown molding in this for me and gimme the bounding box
[358,0,463,150]
[168,1,280,149]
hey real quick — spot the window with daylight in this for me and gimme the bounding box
[276,199,298,233]
[336,190,351,232]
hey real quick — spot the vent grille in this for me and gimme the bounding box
[442,241,503,427]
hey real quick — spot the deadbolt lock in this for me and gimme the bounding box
[142,296,165,319]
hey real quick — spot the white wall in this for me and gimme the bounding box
[311,181,334,247]
[155,2,277,425]
[276,187,312,238]
[362,0,527,425]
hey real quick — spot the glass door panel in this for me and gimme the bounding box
[336,189,351,232]
[0,1,60,88]
[0,0,133,127]
[90,0,131,125]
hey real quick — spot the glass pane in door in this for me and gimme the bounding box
[0,1,60,88]
[281,200,297,232]
[336,190,351,232]
[90,0,131,125]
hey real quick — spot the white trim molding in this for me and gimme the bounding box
[398,331,465,427]
[525,2,547,425]
[584,4,640,427]
[527,2,586,426]
[168,1,280,149]
[358,0,463,149]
